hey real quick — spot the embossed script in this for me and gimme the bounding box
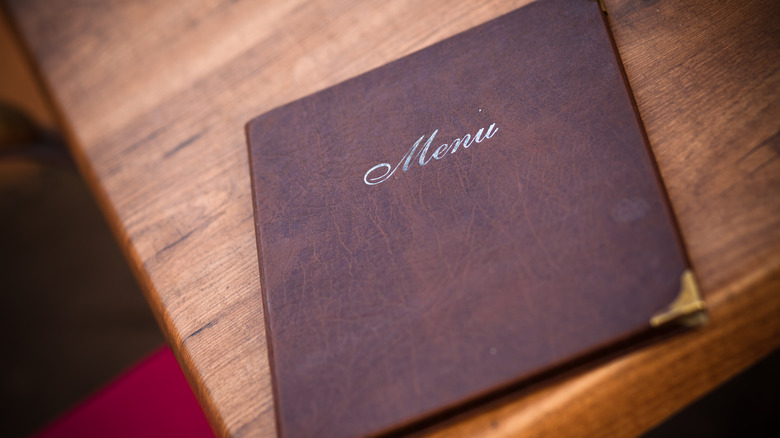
[363,123,499,185]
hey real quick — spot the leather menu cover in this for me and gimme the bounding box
[246,0,696,436]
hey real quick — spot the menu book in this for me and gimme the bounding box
[245,0,706,436]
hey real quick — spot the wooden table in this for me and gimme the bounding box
[6,0,779,436]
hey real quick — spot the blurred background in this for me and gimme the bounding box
[0,4,777,438]
[0,7,165,436]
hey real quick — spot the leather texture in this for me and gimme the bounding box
[246,0,689,436]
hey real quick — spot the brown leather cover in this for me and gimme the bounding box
[246,0,690,436]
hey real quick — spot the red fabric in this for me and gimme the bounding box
[34,346,216,438]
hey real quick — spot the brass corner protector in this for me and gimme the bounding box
[650,269,708,328]
[592,0,608,13]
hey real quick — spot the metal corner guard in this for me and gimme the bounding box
[651,269,709,328]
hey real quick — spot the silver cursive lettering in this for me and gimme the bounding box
[364,123,498,185]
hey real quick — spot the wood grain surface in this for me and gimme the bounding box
[5,0,779,436]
